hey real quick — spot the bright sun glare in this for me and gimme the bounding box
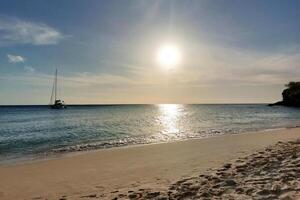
[157,44,181,69]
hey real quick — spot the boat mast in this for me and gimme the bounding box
[49,78,55,105]
[55,68,57,101]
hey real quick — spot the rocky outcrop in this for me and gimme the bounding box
[269,82,300,107]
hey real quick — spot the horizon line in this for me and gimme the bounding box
[0,103,270,107]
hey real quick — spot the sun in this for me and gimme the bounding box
[157,44,181,69]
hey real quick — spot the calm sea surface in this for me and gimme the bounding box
[0,104,300,163]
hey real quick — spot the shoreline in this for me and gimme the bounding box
[1,126,299,167]
[0,127,299,199]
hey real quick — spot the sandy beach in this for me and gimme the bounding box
[2,0,300,199]
[0,128,299,200]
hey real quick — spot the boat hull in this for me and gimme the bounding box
[50,104,67,109]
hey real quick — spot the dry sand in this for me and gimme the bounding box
[0,128,299,200]
[123,139,300,199]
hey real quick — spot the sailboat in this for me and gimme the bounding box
[49,69,66,109]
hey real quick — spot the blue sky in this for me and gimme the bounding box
[0,0,300,104]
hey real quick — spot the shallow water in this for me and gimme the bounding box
[0,104,299,163]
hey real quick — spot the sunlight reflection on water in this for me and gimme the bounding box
[157,104,183,138]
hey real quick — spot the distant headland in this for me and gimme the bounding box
[269,82,300,107]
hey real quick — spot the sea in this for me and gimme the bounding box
[0,104,300,164]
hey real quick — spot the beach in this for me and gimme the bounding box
[1,0,300,199]
[0,127,299,200]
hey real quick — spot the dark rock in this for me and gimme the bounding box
[269,81,300,107]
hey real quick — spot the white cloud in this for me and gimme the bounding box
[7,54,25,63]
[24,66,35,73]
[0,16,66,45]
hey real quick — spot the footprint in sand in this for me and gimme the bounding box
[80,194,97,198]
[94,185,105,191]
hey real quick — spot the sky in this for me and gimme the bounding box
[0,0,300,105]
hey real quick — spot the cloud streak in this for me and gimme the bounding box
[0,16,66,46]
[7,54,25,63]
[24,66,35,73]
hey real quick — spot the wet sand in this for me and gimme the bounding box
[0,128,299,200]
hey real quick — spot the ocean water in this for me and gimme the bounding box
[0,104,300,163]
